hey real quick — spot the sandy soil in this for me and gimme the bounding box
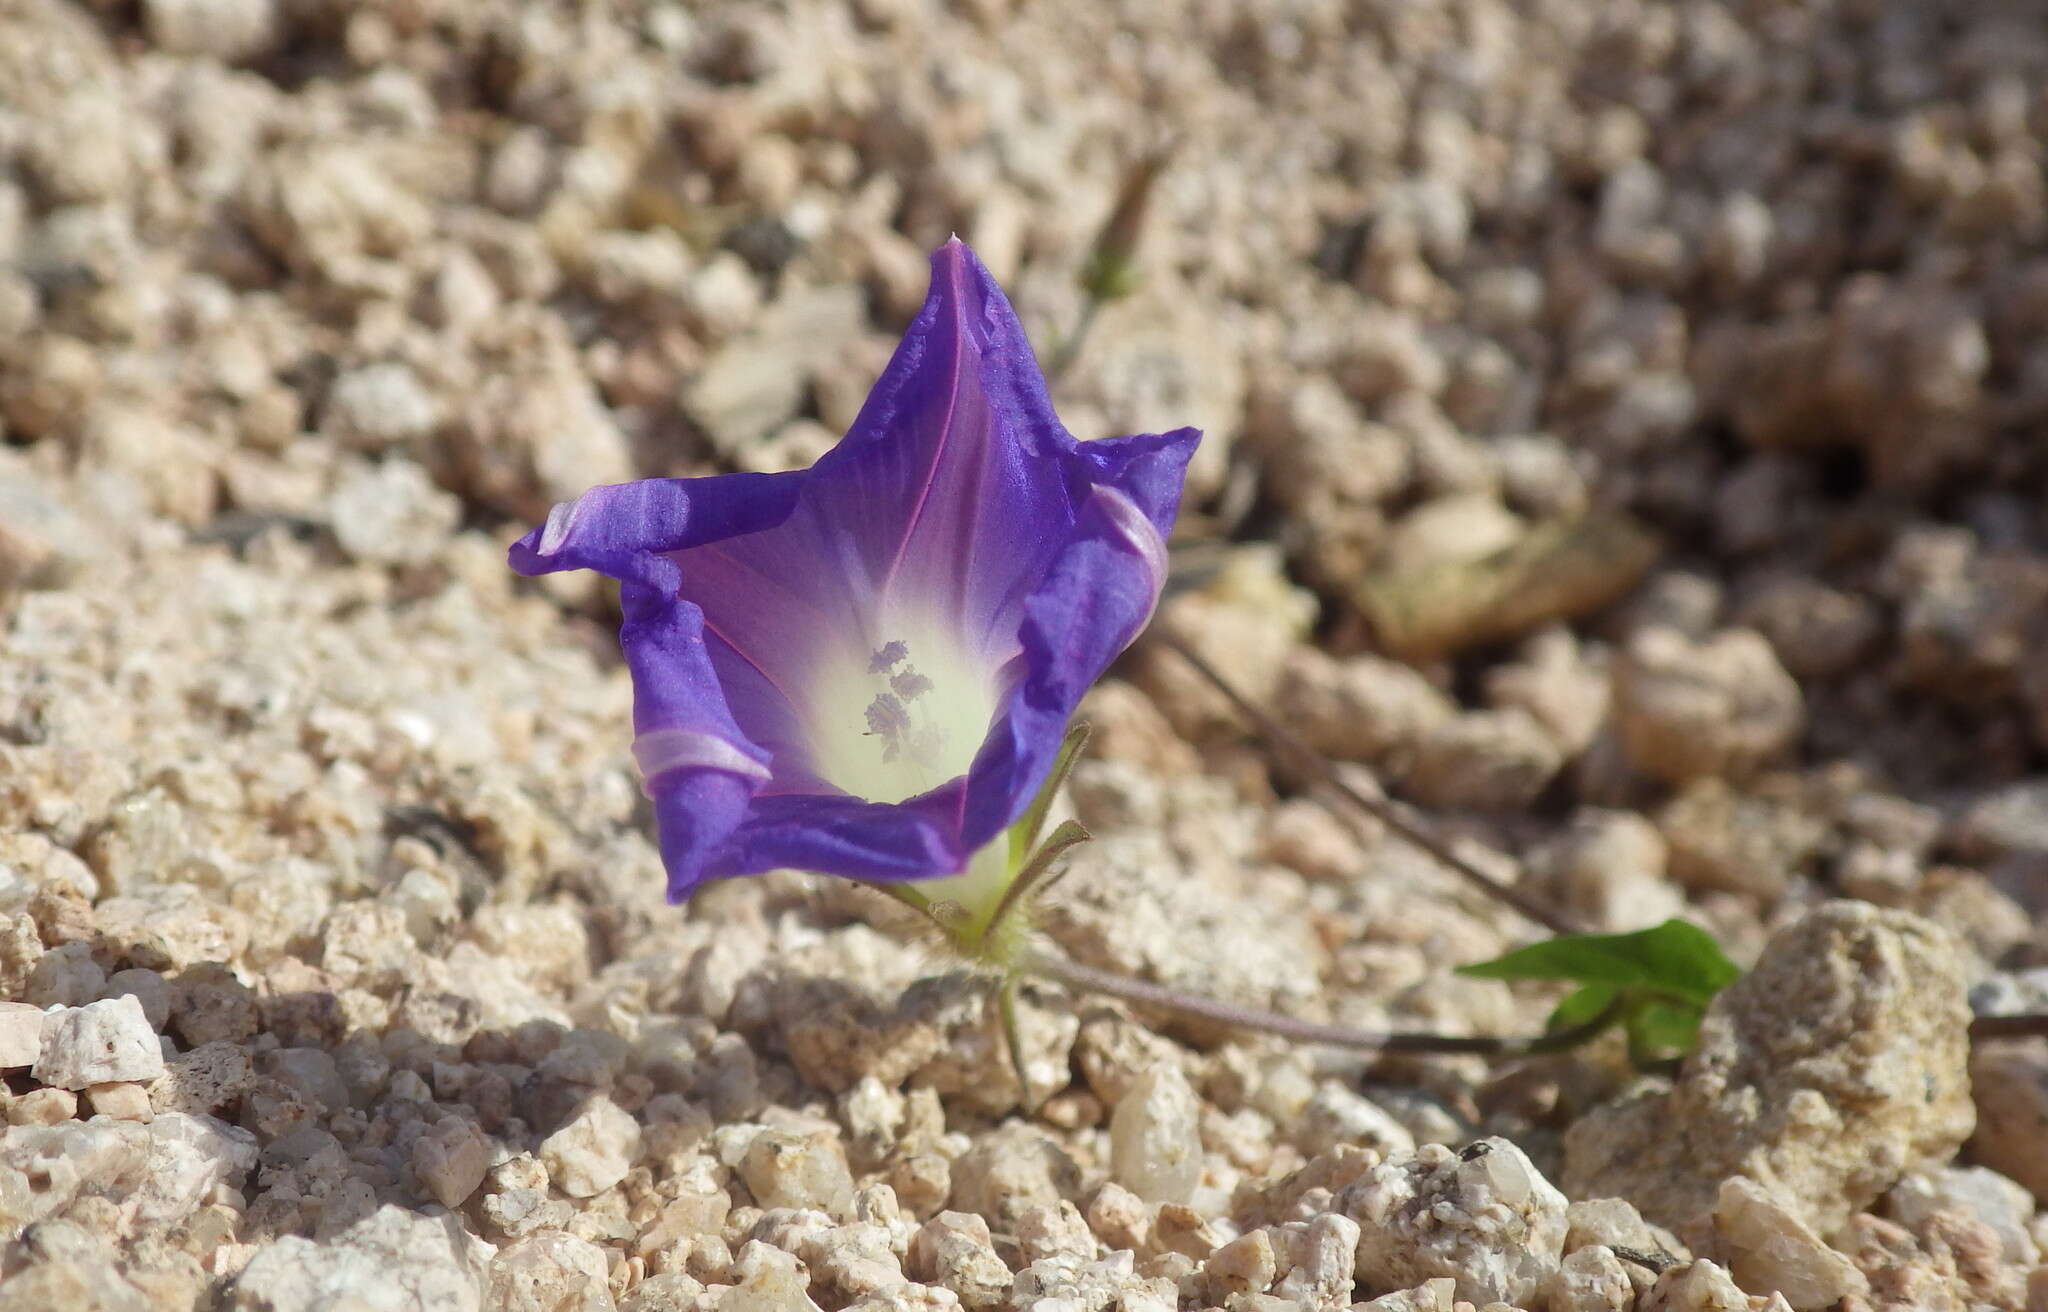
[3,1,2048,1309]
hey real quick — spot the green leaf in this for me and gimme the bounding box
[1460,921,1741,1064]
[1546,982,1620,1034]
[1624,998,1707,1059]
[1455,919,1739,1005]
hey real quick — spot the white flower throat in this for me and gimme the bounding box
[808,620,1000,804]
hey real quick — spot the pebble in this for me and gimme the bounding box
[227,1204,489,1312]
[1403,708,1565,812]
[685,286,867,457]
[8,1086,78,1126]
[33,994,166,1090]
[1614,628,1805,784]
[486,1231,617,1312]
[84,1081,154,1122]
[908,1212,1012,1311]
[413,1114,492,1209]
[1965,1041,2048,1201]
[1543,1246,1634,1312]
[1009,1250,1174,1312]
[720,1240,825,1312]
[539,1095,641,1200]
[0,1002,45,1068]
[142,0,279,61]
[1343,1139,1568,1306]
[1289,1082,1416,1159]
[1640,1260,1750,1312]
[1530,809,1682,931]
[1712,1176,1867,1310]
[1884,1165,2040,1266]
[947,1125,1082,1233]
[741,1129,856,1218]
[1273,648,1455,771]
[1106,1064,1203,1206]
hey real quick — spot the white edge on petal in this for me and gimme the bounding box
[632,728,771,794]
[1088,484,1169,633]
[535,495,585,556]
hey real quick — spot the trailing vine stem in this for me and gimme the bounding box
[1155,630,1587,938]
[1144,632,2048,1052]
[1024,948,1624,1056]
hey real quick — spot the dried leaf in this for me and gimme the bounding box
[1355,511,1661,660]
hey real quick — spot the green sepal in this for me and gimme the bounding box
[1010,720,1091,871]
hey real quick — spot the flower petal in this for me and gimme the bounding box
[958,426,1200,847]
[711,785,973,882]
[651,769,757,903]
[797,239,1084,660]
[616,579,775,898]
[509,471,803,589]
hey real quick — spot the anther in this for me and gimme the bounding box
[890,669,933,701]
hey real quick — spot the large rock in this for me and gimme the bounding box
[1563,902,1973,1238]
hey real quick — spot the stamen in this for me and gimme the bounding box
[864,692,911,758]
[818,632,991,802]
[890,669,933,701]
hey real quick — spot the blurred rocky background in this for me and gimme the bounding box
[4,0,2048,1309]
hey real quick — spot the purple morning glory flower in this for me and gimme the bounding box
[511,239,1199,907]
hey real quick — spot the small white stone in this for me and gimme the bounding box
[85,1081,154,1122]
[720,1240,825,1312]
[7,1086,77,1125]
[1351,1278,1459,1312]
[908,1212,1011,1311]
[0,1001,45,1068]
[1344,1139,1568,1307]
[1885,1166,2040,1265]
[740,1128,855,1217]
[324,361,441,452]
[539,1095,639,1199]
[34,994,166,1090]
[1713,1176,1867,1311]
[413,1114,491,1209]
[142,0,279,61]
[487,1230,615,1312]
[1010,1249,1175,1312]
[134,1113,260,1231]
[1544,1245,1634,1312]
[1290,1082,1416,1158]
[102,968,171,1031]
[1270,1213,1360,1305]
[1107,1063,1203,1206]
[227,1204,490,1311]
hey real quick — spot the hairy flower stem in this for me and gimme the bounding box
[1157,631,1586,938]
[1025,948,1621,1055]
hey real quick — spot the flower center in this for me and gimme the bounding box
[861,641,949,772]
[807,623,998,805]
